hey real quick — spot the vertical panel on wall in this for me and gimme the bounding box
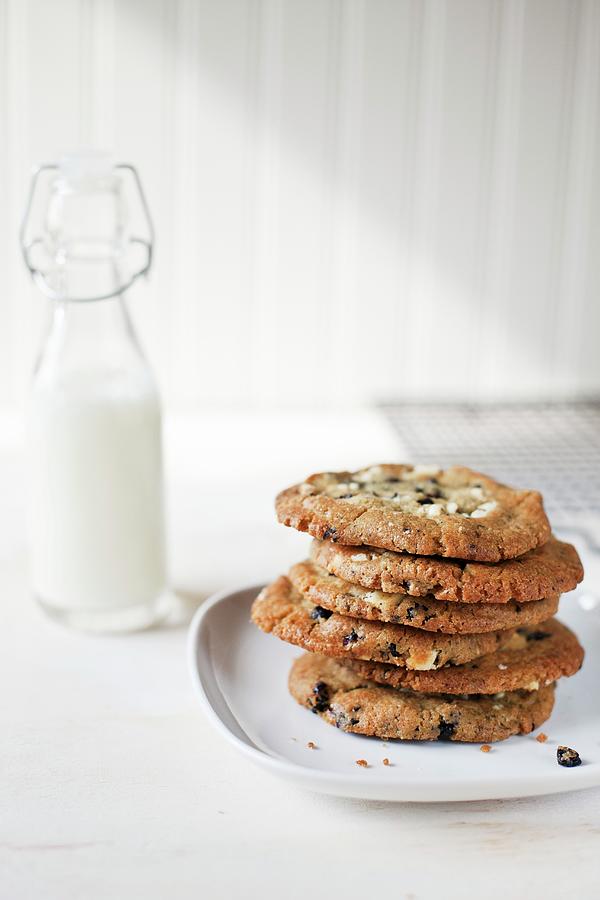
[463,0,503,397]
[576,0,600,394]
[354,0,424,402]
[2,0,34,410]
[79,0,116,149]
[403,0,446,397]
[177,0,259,406]
[501,0,578,395]
[479,0,525,396]
[0,0,14,408]
[327,0,364,405]
[164,0,199,405]
[113,0,179,403]
[554,0,600,395]
[249,0,283,404]
[423,0,500,398]
[250,0,343,406]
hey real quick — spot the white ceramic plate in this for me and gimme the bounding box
[188,583,600,802]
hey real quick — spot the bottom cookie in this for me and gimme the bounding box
[289,653,555,743]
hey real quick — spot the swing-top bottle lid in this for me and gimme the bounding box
[57,150,115,184]
[21,154,154,302]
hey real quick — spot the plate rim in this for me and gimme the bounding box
[187,583,600,803]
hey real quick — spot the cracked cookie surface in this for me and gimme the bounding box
[346,618,584,694]
[289,653,555,742]
[310,535,583,602]
[276,464,550,561]
[251,576,515,670]
[288,559,560,633]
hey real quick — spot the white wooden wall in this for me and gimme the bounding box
[1,0,599,411]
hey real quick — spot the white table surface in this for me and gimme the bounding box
[2,410,599,900]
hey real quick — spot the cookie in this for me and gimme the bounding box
[288,560,560,634]
[276,464,550,561]
[289,653,555,742]
[310,534,583,603]
[251,576,515,670]
[346,619,584,694]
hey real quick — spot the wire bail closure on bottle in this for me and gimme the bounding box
[20,162,154,303]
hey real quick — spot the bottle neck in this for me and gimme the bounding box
[34,294,149,387]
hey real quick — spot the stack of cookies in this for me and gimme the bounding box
[251,465,584,744]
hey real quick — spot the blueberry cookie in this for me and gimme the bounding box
[288,560,560,633]
[310,534,583,602]
[347,618,584,694]
[276,464,550,561]
[289,653,555,742]
[251,577,515,671]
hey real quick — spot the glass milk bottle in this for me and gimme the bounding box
[21,154,166,632]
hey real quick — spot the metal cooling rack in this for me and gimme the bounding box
[380,400,600,550]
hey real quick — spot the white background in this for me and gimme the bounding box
[1,0,600,413]
[2,6,600,894]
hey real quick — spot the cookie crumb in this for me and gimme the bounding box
[557,745,581,768]
[536,732,548,743]
[382,758,390,766]
[480,744,491,753]
[307,741,317,750]
[356,759,368,768]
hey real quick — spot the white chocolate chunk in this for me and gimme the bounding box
[471,500,498,519]
[362,590,388,609]
[411,465,441,478]
[358,465,384,481]
[504,632,527,651]
[407,649,439,671]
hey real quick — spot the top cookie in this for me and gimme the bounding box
[310,535,583,603]
[276,464,550,561]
